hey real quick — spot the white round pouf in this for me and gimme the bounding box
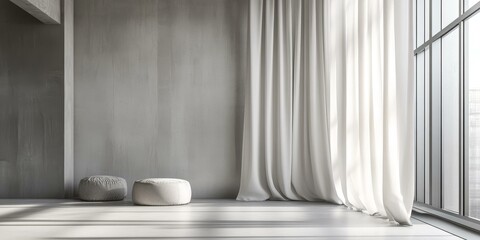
[132,178,191,206]
[78,175,127,201]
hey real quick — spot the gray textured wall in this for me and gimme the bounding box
[0,0,65,198]
[74,0,246,198]
[64,0,74,198]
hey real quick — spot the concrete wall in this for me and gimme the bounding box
[74,0,246,198]
[0,0,65,198]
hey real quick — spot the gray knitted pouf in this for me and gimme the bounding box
[78,175,127,201]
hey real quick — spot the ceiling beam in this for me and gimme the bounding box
[10,0,61,24]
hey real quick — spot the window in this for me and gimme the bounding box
[415,0,480,227]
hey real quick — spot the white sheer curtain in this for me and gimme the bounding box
[237,0,414,225]
[324,0,415,225]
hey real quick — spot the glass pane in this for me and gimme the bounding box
[466,0,480,10]
[442,0,459,29]
[432,39,442,208]
[442,27,460,213]
[417,52,425,203]
[425,47,430,204]
[466,12,480,220]
[425,0,430,40]
[417,0,425,47]
[432,0,441,35]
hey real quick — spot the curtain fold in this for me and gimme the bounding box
[237,0,414,225]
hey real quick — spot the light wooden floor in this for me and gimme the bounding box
[0,199,461,240]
